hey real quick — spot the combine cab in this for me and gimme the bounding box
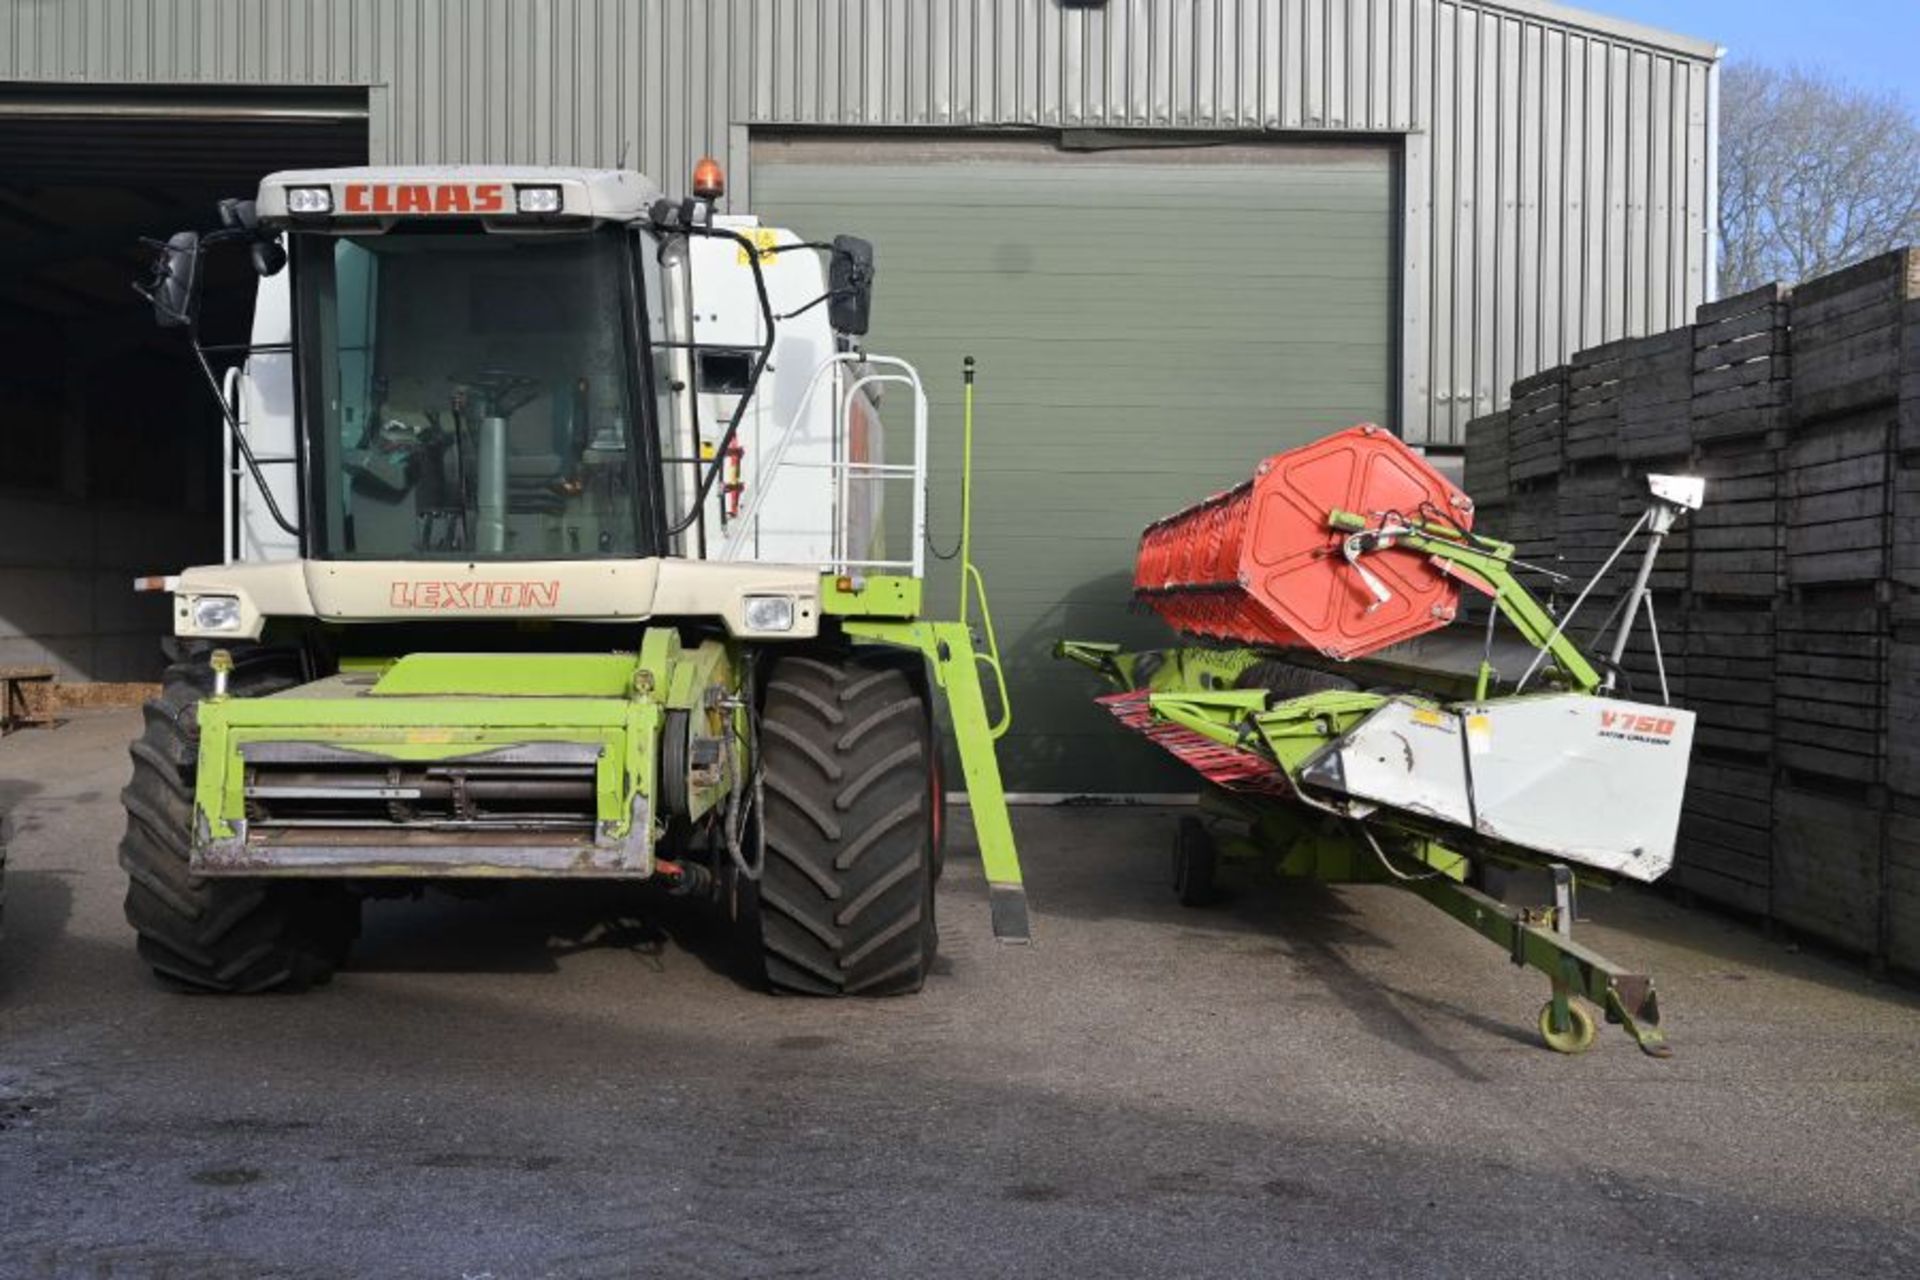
[1061,425,1704,1055]
[121,163,1025,995]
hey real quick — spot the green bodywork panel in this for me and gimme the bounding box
[190,617,1031,939]
[197,666,659,851]
[370,653,639,698]
[193,641,743,854]
[819,573,921,618]
[1054,640,1391,776]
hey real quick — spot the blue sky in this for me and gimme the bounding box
[1597,0,1920,103]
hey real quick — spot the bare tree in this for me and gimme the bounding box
[1719,64,1920,294]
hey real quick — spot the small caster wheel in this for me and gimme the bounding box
[1537,999,1597,1055]
[1172,816,1217,907]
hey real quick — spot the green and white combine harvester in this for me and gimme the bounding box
[1059,427,1704,1055]
[125,160,1025,995]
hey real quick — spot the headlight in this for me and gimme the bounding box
[742,595,796,632]
[515,184,563,214]
[191,595,243,632]
[285,186,333,215]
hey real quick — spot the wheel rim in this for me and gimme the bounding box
[1538,1000,1597,1055]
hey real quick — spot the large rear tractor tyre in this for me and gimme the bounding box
[748,651,938,996]
[118,642,360,993]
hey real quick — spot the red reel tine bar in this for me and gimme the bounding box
[1133,425,1475,661]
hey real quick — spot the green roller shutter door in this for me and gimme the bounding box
[750,135,1397,794]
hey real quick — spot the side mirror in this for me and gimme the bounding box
[218,198,260,232]
[144,230,202,329]
[828,235,875,336]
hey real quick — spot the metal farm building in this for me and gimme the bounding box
[0,0,1720,790]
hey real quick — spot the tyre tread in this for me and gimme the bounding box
[750,651,937,997]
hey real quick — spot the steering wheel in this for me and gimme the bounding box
[448,370,544,418]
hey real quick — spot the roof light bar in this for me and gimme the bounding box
[285,186,333,216]
[515,184,563,214]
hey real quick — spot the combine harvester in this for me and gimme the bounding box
[1059,426,1702,1055]
[120,161,1026,996]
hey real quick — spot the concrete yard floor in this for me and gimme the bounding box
[1,709,1917,1279]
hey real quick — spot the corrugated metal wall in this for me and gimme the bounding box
[0,0,1717,444]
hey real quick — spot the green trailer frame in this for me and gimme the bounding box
[1056,505,1680,1056]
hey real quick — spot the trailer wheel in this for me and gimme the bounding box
[1537,999,1598,1055]
[748,651,937,996]
[118,641,360,993]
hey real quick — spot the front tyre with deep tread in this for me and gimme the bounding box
[748,650,937,996]
[118,641,360,993]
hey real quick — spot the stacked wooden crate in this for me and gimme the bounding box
[1456,248,1920,975]
[1887,629,1920,973]
[1886,288,1920,973]
[1499,368,1568,594]
[1462,410,1511,507]
[1668,285,1792,917]
[1693,283,1793,446]
[1784,252,1911,587]
[1616,332,1696,705]
[1770,250,1919,964]
[1773,598,1888,787]
[1566,342,1627,464]
[1508,366,1569,484]
[1556,465,1629,603]
[1617,329,1695,461]
[1690,285,1792,598]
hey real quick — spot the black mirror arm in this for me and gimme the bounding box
[145,227,304,541]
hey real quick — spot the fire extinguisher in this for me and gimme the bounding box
[723,437,746,520]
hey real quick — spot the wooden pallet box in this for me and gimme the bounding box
[1508,366,1570,483]
[1555,464,1629,596]
[1790,249,1920,425]
[1462,410,1511,505]
[1617,329,1695,460]
[1684,607,1776,757]
[1783,411,1896,587]
[1501,481,1561,574]
[1774,600,1888,785]
[1772,783,1886,957]
[1566,340,1630,463]
[1693,282,1792,446]
[1885,633,1920,798]
[1890,460,1920,597]
[1689,442,1785,599]
[1675,751,1774,916]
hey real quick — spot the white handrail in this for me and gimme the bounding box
[719,351,864,561]
[840,369,924,576]
[719,351,929,579]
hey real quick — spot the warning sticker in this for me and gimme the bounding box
[736,228,782,266]
[1465,713,1493,756]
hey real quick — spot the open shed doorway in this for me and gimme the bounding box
[0,87,367,681]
